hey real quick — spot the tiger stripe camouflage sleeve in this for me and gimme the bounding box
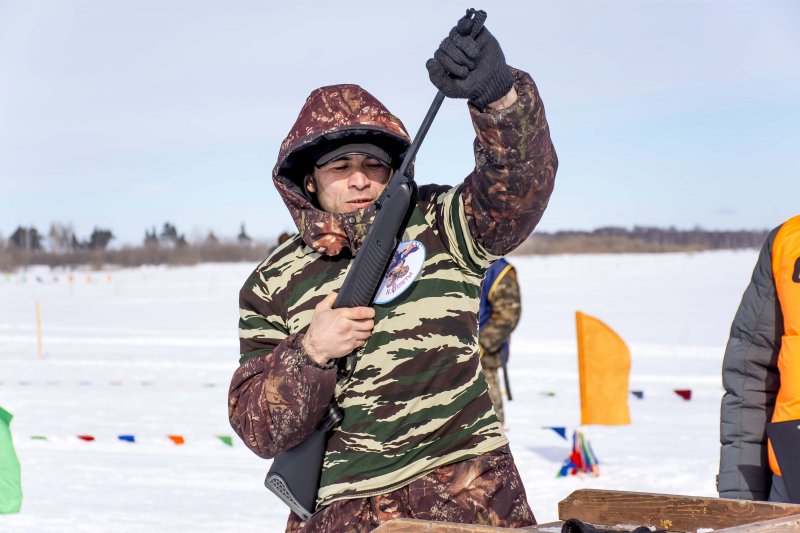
[462,68,558,256]
[228,265,337,459]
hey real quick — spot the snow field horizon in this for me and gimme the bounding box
[0,251,758,531]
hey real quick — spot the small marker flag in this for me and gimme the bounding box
[0,407,22,514]
[77,435,95,442]
[557,430,600,477]
[576,311,631,425]
[675,389,692,401]
[631,390,644,399]
[544,426,568,440]
[217,435,233,447]
[118,435,135,443]
[168,435,185,445]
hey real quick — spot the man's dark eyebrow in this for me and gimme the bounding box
[327,155,385,165]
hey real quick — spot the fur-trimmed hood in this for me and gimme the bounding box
[273,85,411,256]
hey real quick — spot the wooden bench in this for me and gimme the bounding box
[372,489,800,532]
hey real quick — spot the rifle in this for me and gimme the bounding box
[264,89,448,520]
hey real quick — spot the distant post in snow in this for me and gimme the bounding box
[36,300,43,360]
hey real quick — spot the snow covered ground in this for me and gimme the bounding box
[0,251,759,531]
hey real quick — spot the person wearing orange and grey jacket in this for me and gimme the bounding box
[718,214,800,503]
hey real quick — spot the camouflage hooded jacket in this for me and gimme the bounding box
[229,68,557,508]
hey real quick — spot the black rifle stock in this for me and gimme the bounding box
[264,404,342,521]
[264,91,446,520]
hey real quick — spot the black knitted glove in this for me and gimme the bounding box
[426,8,514,108]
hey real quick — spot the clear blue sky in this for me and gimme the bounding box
[1,0,798,247]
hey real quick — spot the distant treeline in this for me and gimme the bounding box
[0,222,271,271]
[514,226,769,255]
[1,223,770,270]
[0,242,270,271]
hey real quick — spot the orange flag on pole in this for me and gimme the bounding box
[576,311,631,426]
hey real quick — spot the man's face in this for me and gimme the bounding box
[306,154,392,213]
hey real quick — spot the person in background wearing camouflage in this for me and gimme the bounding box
[479,257,522,427]
[228,10,557,533]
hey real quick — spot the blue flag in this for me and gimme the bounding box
[544,426,568,440]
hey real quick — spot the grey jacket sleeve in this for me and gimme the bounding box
[718,227,783,500]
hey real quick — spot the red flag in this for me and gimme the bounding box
[674,389,692,401]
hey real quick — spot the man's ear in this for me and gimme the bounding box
[304,174,317,194]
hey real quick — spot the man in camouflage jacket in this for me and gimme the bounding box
[228,11,557,532]
[479,258,522,426]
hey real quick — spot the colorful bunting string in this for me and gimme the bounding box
[3,380,224,388]
[26,434,237,446]
[1,273,114,284]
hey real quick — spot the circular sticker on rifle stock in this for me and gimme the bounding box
[374,240,426,305]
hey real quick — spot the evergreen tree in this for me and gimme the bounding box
[237,223,252,245]
[144,227,159,247]
[9,226,43,251]
[205,231,219,245]
[88,228,114,250]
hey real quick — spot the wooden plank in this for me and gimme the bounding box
[713,514,800,532]
[558,489,800,532]
[371,518,512,532]
[372,518,562,532]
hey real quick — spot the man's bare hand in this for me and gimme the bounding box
[302,292,375,366]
